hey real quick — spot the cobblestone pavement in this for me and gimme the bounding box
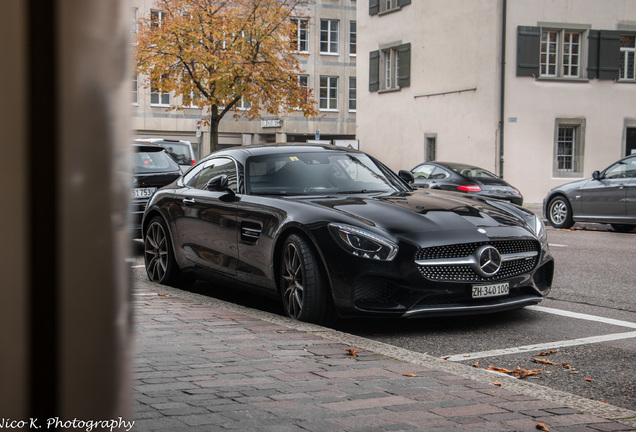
[133,285,636,432]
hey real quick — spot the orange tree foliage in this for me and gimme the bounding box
[135,0,318,152]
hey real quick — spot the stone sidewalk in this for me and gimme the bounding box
[132,285,636,432]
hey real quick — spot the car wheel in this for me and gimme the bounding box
[280,234,328,324]
[144,216,189,287]
[610,224,636,233]
[547,196,574,229]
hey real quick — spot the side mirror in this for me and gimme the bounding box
[398,170,414,184]
[592,170,602,181]
[206,174,235,196]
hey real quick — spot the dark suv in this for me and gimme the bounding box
[131,142,182,238]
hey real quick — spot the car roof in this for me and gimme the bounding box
[132,141,166,152]
[210,143,363,159]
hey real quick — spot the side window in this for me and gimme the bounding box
[605,157,636,179]
[412,164,435,179]
[184,158,238,191]
[429,167,450,180]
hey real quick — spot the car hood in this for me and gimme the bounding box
[303,189,536,244]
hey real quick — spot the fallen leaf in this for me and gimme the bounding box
[487,365,543,379]
[158,293,170,297]
[533,358,561,366]
[346,348,358,356]
[536,422,550,431]
[584,377,593,382]
[442,356,450,360]
[403,373,425,377]
[493,381,503,387]
[535,350,557,356]
[562,363,574,370]
[472,362,479,368]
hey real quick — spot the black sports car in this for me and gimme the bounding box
[131,142,182,238]
[142,144,553,323]
[543,154,636,232]
[408,161,524,206]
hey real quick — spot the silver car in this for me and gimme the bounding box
[543,154,636,232]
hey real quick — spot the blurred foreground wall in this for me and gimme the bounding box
[0,0,132,424]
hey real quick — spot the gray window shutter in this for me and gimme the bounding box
[369,0,379,15]
[598,30,621,80]
[398,0,411,6]
[516,26,540,77]
[588,30,600,79]
[397,43,411,88]
[369,50,380,91]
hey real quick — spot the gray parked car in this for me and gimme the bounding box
[136,138,196,172]
[543,154,636,232]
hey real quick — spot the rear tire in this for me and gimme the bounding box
[144,216,190,287]
[279,234,330,324]
[547,196,574,229]
[610,224,636,233]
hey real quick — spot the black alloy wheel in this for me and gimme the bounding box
[280,234,327,324]
[547,196,574,229]
[144,216,188,286]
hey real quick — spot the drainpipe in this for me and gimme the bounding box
[499,0,507,178]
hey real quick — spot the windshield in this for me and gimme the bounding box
[246,152,402,196]
[133,148,180,173]
[447,164,500,180]
[160,142,192,165]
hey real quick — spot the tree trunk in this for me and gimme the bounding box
[209,113,220,153]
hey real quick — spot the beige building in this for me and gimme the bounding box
[131,0,357,159]
[357,0,636,204]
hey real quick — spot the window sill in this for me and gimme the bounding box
[150,104,171,108]
[319,52,340,56]
[378,7,401,16]
[319,109,339,113]
[537,77,590,83]
[378,87,401,94]
[617,79,636,84]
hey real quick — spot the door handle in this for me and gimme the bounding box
[183,197,196,206]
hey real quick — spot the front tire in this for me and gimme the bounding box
[280,234,328,324]
[144,216,189,287]
[547,196,574,229]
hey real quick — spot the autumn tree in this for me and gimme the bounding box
[135,0,317,152]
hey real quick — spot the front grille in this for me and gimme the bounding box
[416,240,539,283]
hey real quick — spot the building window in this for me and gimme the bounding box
[319,76,338,111]
[150,79,170,106]
[150,10,166,28]
[291,18,309,53]
[131,8,138,35]
[554,119,585,176]
[369,0,411,15]
[540,29,582,78]
[349,21,357,56]
[132,75,138,104]
[369,43,411,92]
[320,19,339,55]
[237,98,251,110]
[620,34,636,80]
[184,90,201,108]
[348,76,356,112]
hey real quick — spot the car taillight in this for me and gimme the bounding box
[191,160,196,165]
[457,185,481,192]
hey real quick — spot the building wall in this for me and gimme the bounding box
[357,0,636,204]
[357,1,503,178]
[505,0,636,203]
[131,0,357,159]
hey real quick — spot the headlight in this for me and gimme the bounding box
[328,223,398,261]
[529,215,548,247]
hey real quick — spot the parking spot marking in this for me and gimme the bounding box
[527,305,636,330]
[442,306,636,361]
[549,243,568,247]
[443,331,636,362]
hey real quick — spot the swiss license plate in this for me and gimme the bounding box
[131,187,156,199]
[472,282,509,299]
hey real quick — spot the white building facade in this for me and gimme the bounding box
[131,0,357,159]
[357,0,636,204]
